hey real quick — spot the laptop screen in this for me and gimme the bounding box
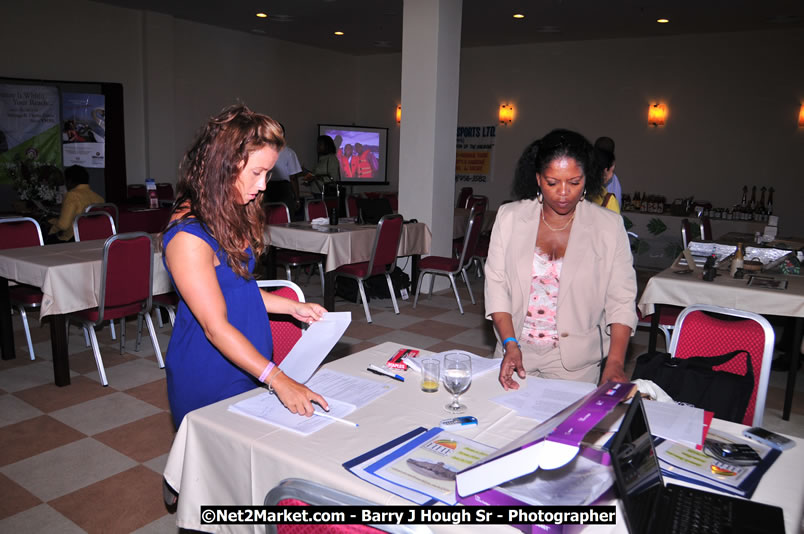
[610,396,664,533]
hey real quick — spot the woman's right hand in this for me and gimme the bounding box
[499,346,526,391]
[271,371,328,416]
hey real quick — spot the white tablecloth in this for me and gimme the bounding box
[265,222,432,272]
[163,342,804,534]
[0,237,172,317]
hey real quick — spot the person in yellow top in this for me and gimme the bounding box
[587,142,621,214]
[48,165,104,241]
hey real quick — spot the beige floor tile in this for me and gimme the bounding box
[124,378,170,411]
[93,412,175,463]
[49,392,162,436]
[0,415,86,467]
[402,319,470,339]
[0,394,43,427]
[81,358,166,390]
[13,375,116,413]
[0,361,77,393]
[1,438,137,501]
[0,504,84,533]
[0,472,42,520]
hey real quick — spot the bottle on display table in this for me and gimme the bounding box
[749,186,757,211]
[730,242,744,278]
[767,187,774,216]
[740,186,747,208]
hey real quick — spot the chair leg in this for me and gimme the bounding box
[15,305,35,360]
[87,324,108,386]
[357,280,372,323]
[428,273,436,299]
[82,325,90,347]
[461,268,476,305]
[166,306,176,327]
[109,320,116,340]
[155,306,164,328]
[144,312,164,368]
[120,318,126,354]
[318,262,326,297]
[447,273,464,314]
[285,265,292,282]
[413,272,426,309]
[385,273,399,314]
[659,325,673,351]
[135,314,143,352]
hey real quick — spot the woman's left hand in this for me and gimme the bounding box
[600,360,629,384]
[290,302,326,324]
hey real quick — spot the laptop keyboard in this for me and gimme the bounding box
[664,486,733,534]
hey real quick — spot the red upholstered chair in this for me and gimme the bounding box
[456,187,473,208]
[257,280,306,365]
[334,214,404,323]
[0,217,44,360]
[66,233,164,386]
[74,211,117,242]
[414,207,484,314]
[680,218,692,249]
[305,199,328,221]
[346,194,360,219]
[699,215,713,241]
[265,203,326,292]
[667,304,774,426]
[127,184,147,202]
[264,478,431,534]
[156,183,174,201]
[465,195,488,213]
[85,202,119,228]
[636,305,682,352]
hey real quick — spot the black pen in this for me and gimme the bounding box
[367,364,405,382]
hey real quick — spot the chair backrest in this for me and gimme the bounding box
[382,192,398,212]
[680,218,691,249]
[127,184,147,200]
[699,215,712,241]
[668,304,774,426]
[457,186,473,208]
[466,195,488,213]
[98,233,153,323]
[156,183,174,200]
[305,199,328,221]
[264,478,432,534]
[366,214,404,277]
[265,202,291,224]
[346,194,360,218]
[74,211,117,242]
[457,207,485,269]
[86,202,119,226]
[0,217,44,249]
[256,280,305,365]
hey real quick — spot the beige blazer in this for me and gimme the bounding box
[484,199,637,371]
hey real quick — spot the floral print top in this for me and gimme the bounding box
[521,247,562,347]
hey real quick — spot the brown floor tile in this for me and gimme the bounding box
[401,304,450,319]
[93,413,175,462]
[426,340,496,357]
[402,320,470,339]
[68,347,139,375]
[766,385,804,415]
[0,354,40,370]
[124,379,170,411]
[324,341,377,364]
[0,472,42,520]
[0,415,86,467]
[344,322,393,341]
[13,376,116,413]
[49,465,166,534]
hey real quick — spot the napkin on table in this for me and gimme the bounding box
[311,217,329,226]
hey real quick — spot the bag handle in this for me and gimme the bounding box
[682,350,754,381]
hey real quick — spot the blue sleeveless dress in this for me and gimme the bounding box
[162,219,273,428]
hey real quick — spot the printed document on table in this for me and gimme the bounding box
[228,392,355,436]
[307,368,397,409]
[491,377,596,422]
[279,312,351,383]
[643,400,705,448]
[429,351,501,378]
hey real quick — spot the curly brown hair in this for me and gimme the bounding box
[170,104,284,279]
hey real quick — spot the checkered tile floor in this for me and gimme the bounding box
[1,273,802,533]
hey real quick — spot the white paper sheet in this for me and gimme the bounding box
[643,400,705,448]
[428,350,501,378]
[279,312,351,383]
[306,368,397,409]
[490,377,596,422]
[228,392,356,436]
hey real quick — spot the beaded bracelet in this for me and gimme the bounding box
[258,361,275,383]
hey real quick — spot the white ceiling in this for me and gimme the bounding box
[91,0,804,56]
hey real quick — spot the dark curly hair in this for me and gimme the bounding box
[169,104,284,279]
[512,129,604,201]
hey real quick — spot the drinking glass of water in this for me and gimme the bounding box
[442,352,472,414]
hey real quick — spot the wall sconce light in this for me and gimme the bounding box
[499,104,515,125]
[798,103,804,128]
[396,105,401,124]
[648,103,667,127]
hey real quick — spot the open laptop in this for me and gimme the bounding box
[610,395,785,534]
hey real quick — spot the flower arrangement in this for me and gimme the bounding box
[5,151,63,204]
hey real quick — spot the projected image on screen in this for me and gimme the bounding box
[319,124,387,185]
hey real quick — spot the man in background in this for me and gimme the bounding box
[265,124,304,217]
[594,136,622,207]
[48,164,103,242]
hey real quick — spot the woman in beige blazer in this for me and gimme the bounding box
[485,129,637,388]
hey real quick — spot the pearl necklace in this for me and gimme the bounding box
[541,211,575,232]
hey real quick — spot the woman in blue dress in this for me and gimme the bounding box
[163,104,328,429]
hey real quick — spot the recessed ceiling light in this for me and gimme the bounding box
[513,14,525,19]
[334,31,344,36]
[657,18,670,24]
[256,12,267,18]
